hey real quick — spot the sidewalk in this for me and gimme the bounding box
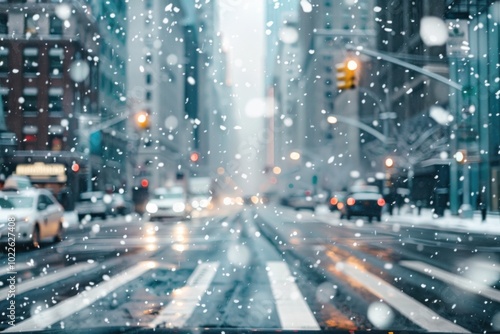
[383,207,500,236]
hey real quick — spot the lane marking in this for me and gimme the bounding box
[266,261,320,330]
[149,262,219,328]
[4,261,154,332]
[340,262,468,332]
[400,260,500,303]
[2,262,36,274]
[0,262,95,300]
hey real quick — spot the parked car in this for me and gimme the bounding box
[75,191,112,221]
[280,191,316,211]
[339,186,385,222]
[146,186,187,220]
[3,175,33,190]
[0,188,64,248]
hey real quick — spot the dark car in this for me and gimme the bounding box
[340,186,385,222]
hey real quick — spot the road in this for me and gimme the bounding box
[0,205,499,332]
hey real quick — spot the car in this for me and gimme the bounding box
[0,188,64,248]
[3,175,33,190]
[339,186,385,222]
[145,186,187,220]
[75,191,112,221]
[328,191,347,211]
[110,193,132,216]
[280,191,316,211]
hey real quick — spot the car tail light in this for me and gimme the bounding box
[377,198,386,206]
[337,202,344,210]
[346,197,355,206]
[330,197,338,206]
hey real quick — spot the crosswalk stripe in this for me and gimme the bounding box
[0,262,96,301]
[400,260,500,303]
[266,261,320,330]
[4,261,155,332]
[149,262,219,328]
[340,262,469,332]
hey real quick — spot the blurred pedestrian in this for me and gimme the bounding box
[477,192,487,222]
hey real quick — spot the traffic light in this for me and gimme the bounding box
[140,178,149,188]
[135,110,150,130]
[190,151,199,163]
[336,58,358,90]
[71,162,80,173]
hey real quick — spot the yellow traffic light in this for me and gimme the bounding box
[336,58,358,90]
[135,110,150,129]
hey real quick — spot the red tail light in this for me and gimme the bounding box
[377,198,386,206]
[337,202,344,210]
[346,197,355,206]
[330,197,338,206]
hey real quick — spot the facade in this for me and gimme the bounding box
[0,1,104,209]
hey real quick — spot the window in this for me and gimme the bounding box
[145,54,152,64]
[0,87,8,113]
[49,48,64,76]
[23,48,39,76]
[22,88,38,115]
[48,88,63,114]
[0,13,8,34]
[24,14,39,37]
[146,73,152,85]
[0,48,8,74]
[146,91,152,101]
[49,15,63,35]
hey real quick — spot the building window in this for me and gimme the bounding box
[0,48,8,74]
[23,48,39,76]
[146,73,152,85]
[146,91,152,101]
[22,88,38,116]
[49,15,63,35]
[49,48,64,76]
[145,54,152,64]
[0,87,8,113]
[0,13,8,34]
[24,14,39,37]
[48,88,63,114]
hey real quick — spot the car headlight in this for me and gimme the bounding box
[191,200,200,209]
[173,202,185,213]
[200,199,209,208]
[146,202,158,214]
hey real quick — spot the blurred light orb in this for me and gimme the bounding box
[166,54,178,65]
[279,26,299,44]
[350,170,360,178]
[69,60,90,82]
[367,302,394,329]
[440,151,449,160]
[165,115,178,130]
[244,98,266,118]
[463,256,500,287]
[430,105,451,125]
[290,152,301,160]
[420,16,448,46]
[300,0,312,13]
[55,4,72,20]
[283,117,293,127]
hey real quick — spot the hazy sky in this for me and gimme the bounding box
[218,0,267,195]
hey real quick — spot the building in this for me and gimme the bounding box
[0,1,125,209]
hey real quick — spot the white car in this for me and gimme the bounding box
[0,189,64,248]
[146,187,187,220]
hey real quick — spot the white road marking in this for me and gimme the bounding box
[266,261,320,330]
[400,260,500,303]
[149,262,219,328]
[340,262,468,332]
[4,261,155,332]
[3,262,36,274]
[0,262,95,300]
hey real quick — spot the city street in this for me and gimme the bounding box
[1,204,498,332]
